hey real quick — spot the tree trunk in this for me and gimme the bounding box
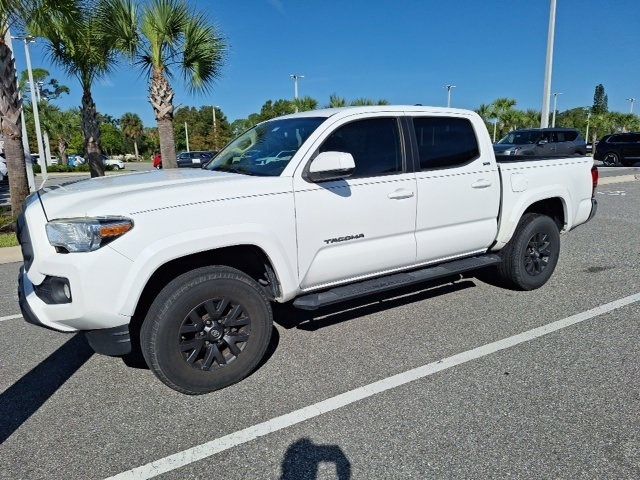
[81,86,104,177]
[149,68,177,168]
[0,41,29,216]
[133,139,139,161]
[58,137,68,165]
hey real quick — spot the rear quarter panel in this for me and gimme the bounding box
[494,157,594,249]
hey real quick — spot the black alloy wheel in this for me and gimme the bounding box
[523,232,551,276]
[178,298,250,370]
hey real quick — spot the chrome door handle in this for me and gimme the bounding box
[388,189,415,199]
[471,179,492,189]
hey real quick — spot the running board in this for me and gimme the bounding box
[293,254,501,310]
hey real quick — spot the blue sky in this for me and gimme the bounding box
[12,0,640,127]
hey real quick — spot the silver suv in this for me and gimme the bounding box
[494,128,587,156]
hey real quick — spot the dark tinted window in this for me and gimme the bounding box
[630,133,640,142]
[611,134,633,143]
[319,118,402,178]
[563,131,578,141]
[413,117,479,169]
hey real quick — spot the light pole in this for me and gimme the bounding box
[290,74,304,113]
[585,110,591,144]
[492,119,498,143]
[4,30,35,191]
[290,74,304,100]
[627,97,636,114]
[15,35,47,177]
[212,105,220,150]
[184,122,190,153]
[551,92,562,127]
[540,0,557,128]
[444,84,456,107]
[35,80,54,166]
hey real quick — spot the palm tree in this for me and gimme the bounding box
[328,94,347,108]
[350,98,389,106]
[121,112,144,160]
[33,0,136,177]
[0,1,75,214]
[118,0,225,168]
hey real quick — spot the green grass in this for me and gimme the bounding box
[0,233,18,248]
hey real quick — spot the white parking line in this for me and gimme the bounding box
[107,292,640,480]
[0,313,22,322]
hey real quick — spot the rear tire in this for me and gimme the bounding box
[141,266,273,395]
[496,213,560,291]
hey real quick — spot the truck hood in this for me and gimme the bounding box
[38,169,292,219]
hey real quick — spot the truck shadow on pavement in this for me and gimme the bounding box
[280,437,351,480]
[274,279,476,331]
[0,333,93,445]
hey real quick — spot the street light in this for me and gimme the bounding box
[289,74,304,100]
[4,29,35,191]
[184,122,190,153]
[551,92,563,127]
[540,0,557,128]
[444,84,456,108]
[13,35,47,178]
[212,105,220,150]
[627,97,636,114]
[585,110,591,144]
[290,74,304,113]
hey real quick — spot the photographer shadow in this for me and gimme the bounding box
[280,438,351,480]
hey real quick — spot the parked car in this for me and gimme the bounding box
[0,155,7,182]
[153,153,162,169]
[593,132,640,166]
[177,150,215,168]
[102,155,125,170]
[494,128,587,156]
[17,106,598,394]
[68,155,86,167]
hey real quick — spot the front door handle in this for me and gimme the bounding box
[388,189,415,200]
[472,179,492,189]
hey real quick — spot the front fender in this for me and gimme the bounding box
[112,223,299,316]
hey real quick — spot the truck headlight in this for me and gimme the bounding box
[45,217,133,252]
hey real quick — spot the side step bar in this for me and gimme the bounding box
[293,254,501,310]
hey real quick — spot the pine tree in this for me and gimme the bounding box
[592,84,608,114]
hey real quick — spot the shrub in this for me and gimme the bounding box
[32,163,115,173]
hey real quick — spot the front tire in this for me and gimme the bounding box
[141,266,273,395]
[496,213,560,291]
[602,152,620,166]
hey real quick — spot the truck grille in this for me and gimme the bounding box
[16,213,34,271]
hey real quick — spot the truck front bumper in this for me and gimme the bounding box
[18,267,132,355]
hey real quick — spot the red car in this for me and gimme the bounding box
[153,153,162,169]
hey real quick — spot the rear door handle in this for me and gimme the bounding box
[471,179,492,189]
[388,189,415,200]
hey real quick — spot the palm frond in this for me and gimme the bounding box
[181,13,225,93]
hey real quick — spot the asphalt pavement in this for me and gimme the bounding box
[0,181,639,479]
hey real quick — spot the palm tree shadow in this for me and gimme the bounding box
[0,333,93,445]
[280,438,351,480]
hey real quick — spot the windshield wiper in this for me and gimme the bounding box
[211,166,258,176]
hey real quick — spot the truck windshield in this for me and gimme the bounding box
[498,131,542,145]
[206,117,325,176]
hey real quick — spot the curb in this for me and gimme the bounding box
[0,246,22,264]
[599,174,639,186]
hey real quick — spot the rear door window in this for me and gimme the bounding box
[412,117,479,169]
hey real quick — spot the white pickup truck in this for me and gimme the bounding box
[17,106,598,394]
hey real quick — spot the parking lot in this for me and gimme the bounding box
[0,179,639,479]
